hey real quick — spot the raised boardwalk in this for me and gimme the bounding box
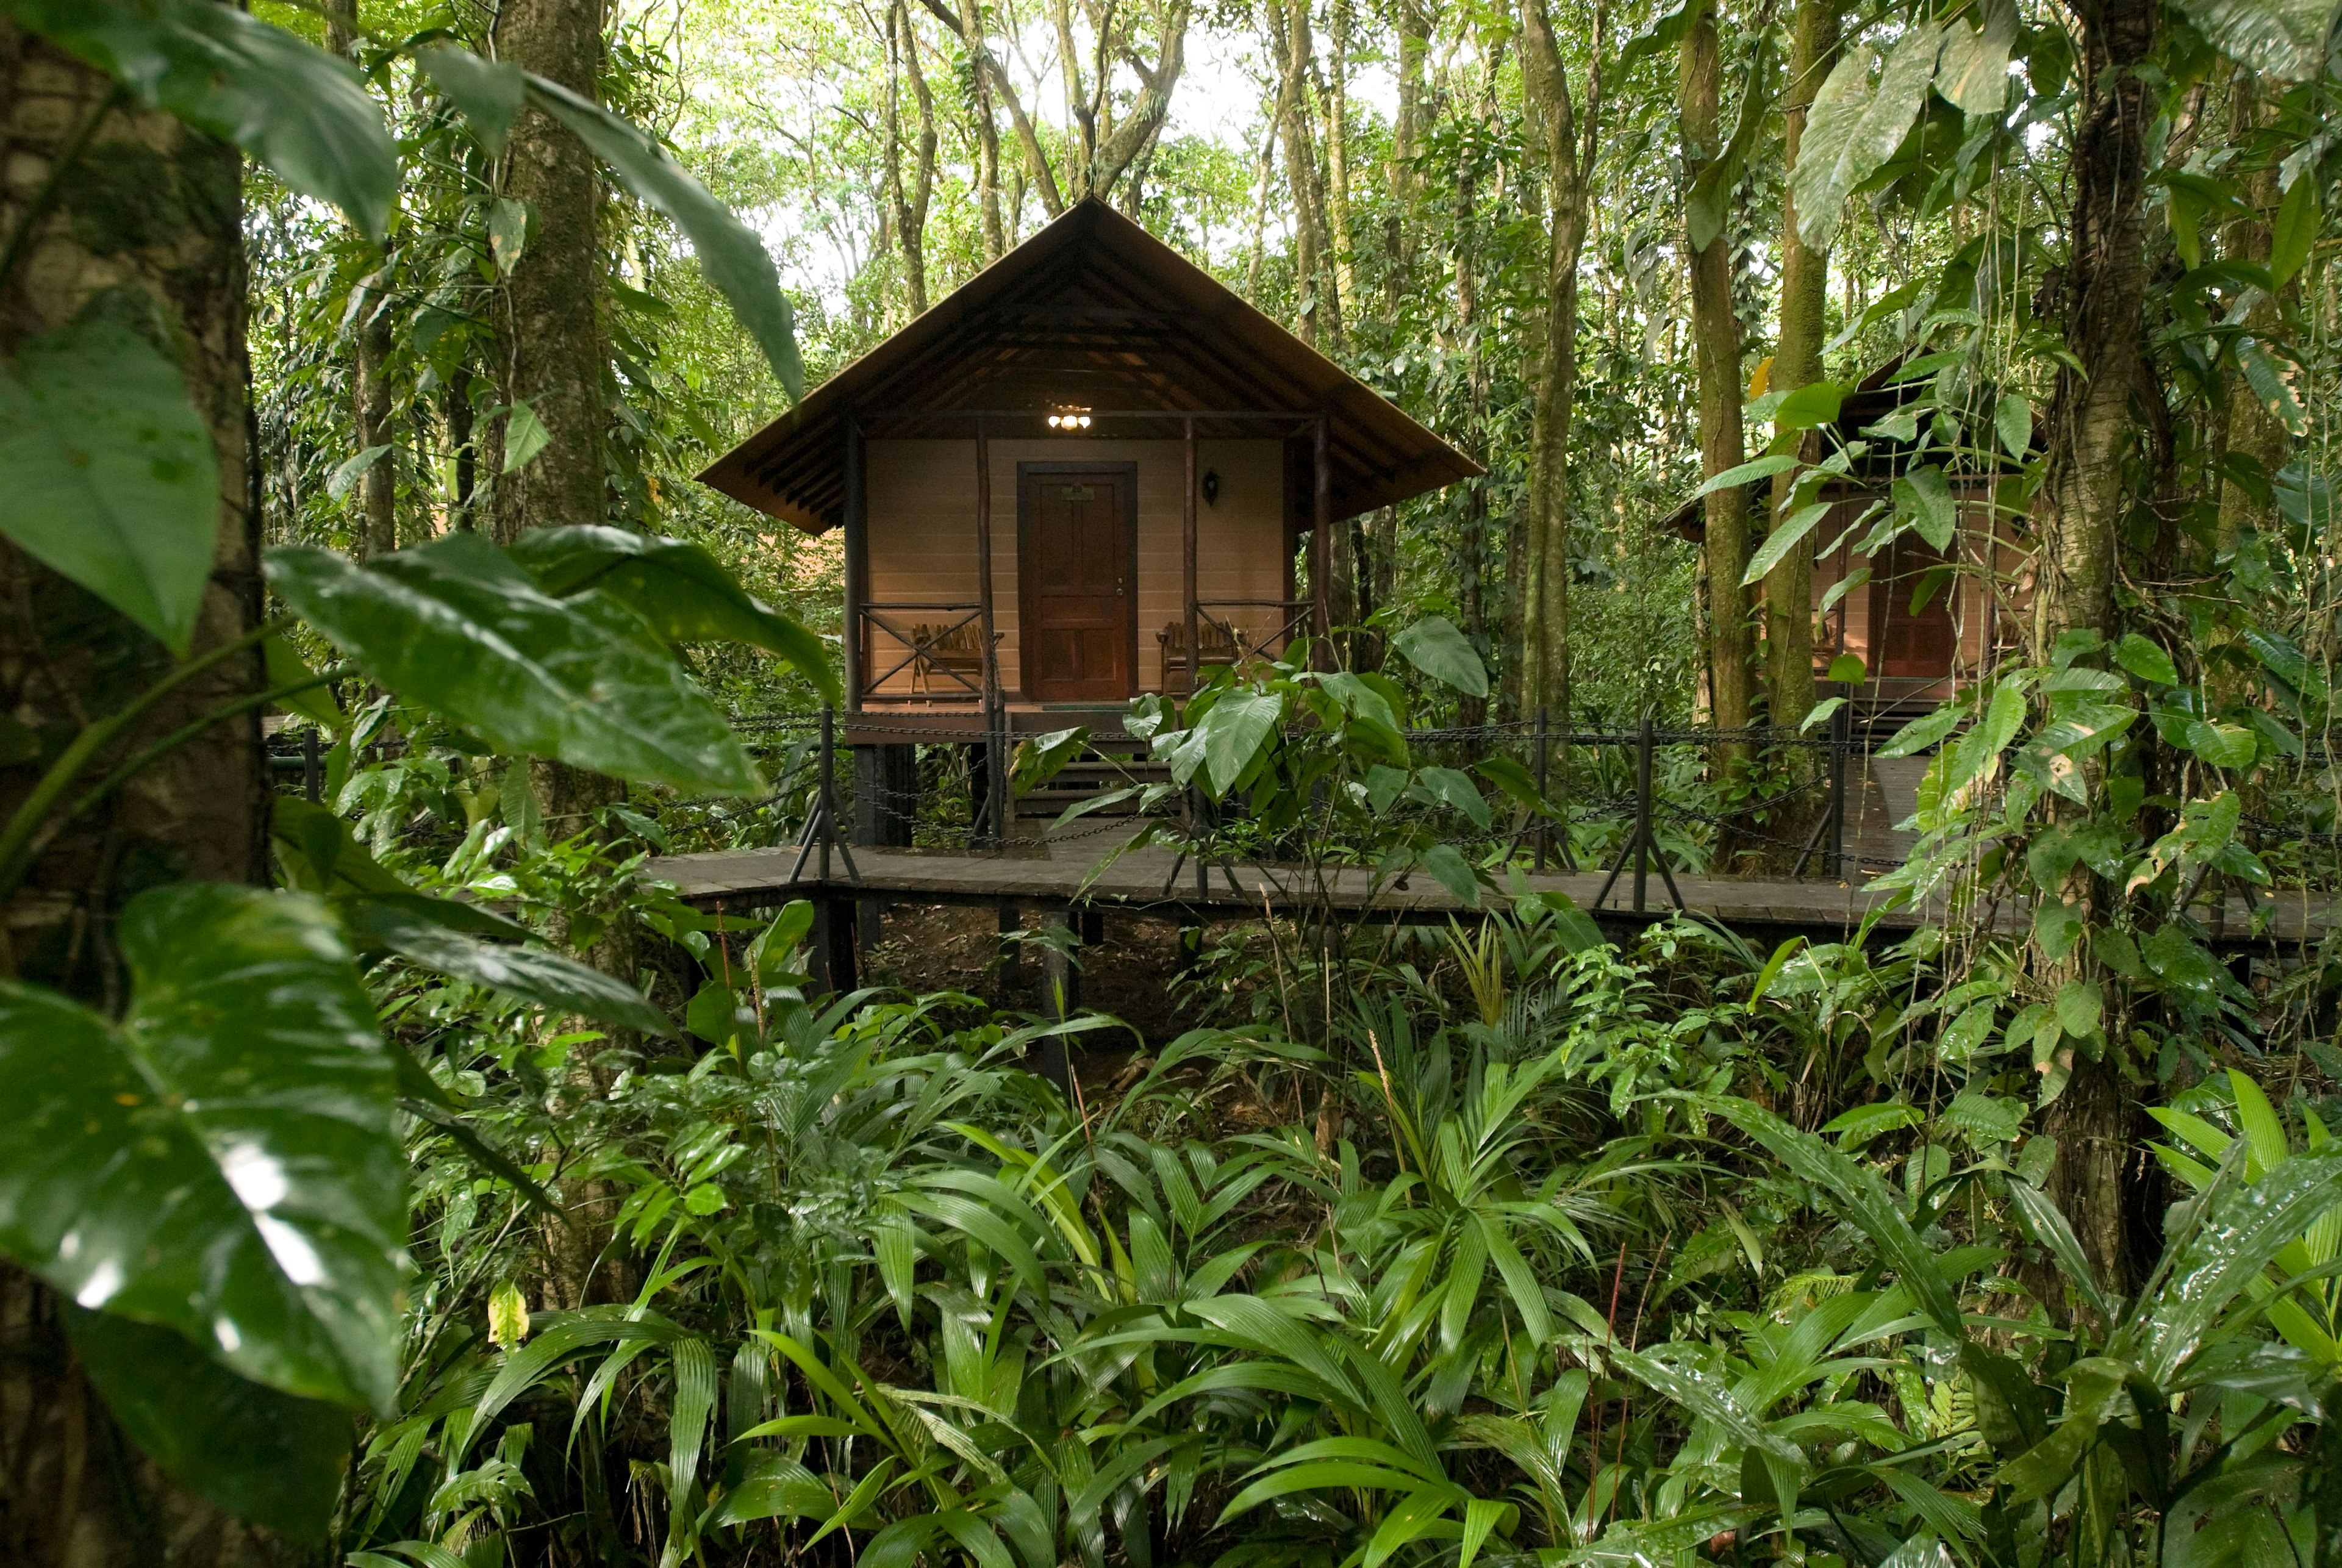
[645,840,2329,947]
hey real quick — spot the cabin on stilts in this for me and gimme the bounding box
[697,197,1480,839]
[1663,362,2033,723]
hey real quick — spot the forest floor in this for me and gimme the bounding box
[863,900,1200,1050]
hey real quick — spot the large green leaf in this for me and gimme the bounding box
[0,318,217,654]
[0,884,403,1411]
[1703,1097,1967,1337]
[338,896,675,1037]
[2171,0,2342,79]
[10,0,396,238]
[2138,1147,2342,1383]
[1935,0,2016,115]
[509,525,838,704]
[415,43,524,157]
[1791,25,1942,251]
[1183,689,1284,797]
[523,79,803,399]
[265,535,761,794]
[69,1307,354,1538]
[1392,616,1489,698]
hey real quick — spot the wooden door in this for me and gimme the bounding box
[1869,535,1958,679]
[1019,464,1136,702]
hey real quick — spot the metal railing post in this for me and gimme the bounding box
[1828,695,1852,880]
[303,727,320,803]
[1533,707,1550,872]
[818,704,836,884]
[1633,715,1654,915]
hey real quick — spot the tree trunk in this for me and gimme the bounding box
[326,0,398,560]
[0,24,291,1564]
[1519,0,1603,722]
[1452,141,1489,730]
[2033,0,2155,651]
[1762,0,1837,734]
[1272,0,1331,347]
[1681,0,1754,743]
[490,0,637,1313]
[491,0,608,548]
[1323,0,1359,328]
[957,0,1005,261]
[884,0,937,319]
[2035,0,2157,1298]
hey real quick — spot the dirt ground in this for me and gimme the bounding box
[859,899,1203,1049]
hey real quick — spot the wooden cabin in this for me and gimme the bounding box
[1666,370,2027,720]
[698,199,1480,756]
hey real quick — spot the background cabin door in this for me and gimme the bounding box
[1019,463,1137,701]
[1869,535,1958,679]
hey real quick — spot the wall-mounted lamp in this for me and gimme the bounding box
[1201,469,1220,506]
[1045,408,1093,430]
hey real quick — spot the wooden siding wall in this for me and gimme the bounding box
[1807,492,2018,701]
[862,439,1289,699]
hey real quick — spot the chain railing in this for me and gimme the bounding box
[266,703,2342,914]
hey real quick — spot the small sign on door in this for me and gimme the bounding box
[1061,484,1095,501]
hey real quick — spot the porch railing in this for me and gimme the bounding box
[858,601,990,703]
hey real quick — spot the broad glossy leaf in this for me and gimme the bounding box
[265,631,345,729]
[1391,616,1489,698]
[1703,1097,1966,1336]
[525,79,803,398]
[1696,453,1799,497]
[265,535,761,794]
[0,884,402,1411]
[1413,766,1492,829]
[273,797,528,940]
[14,0,396,238]
[1742,503,1832,586]
[1198,689,1284,796]
[2272,174,2321,285]
[1935,0,2016,114]
[2172,0,2341,79]
[2140,1147,2342,1383]
[509,526,838,703]
[1893,464,1958,550]
[1792,26,1943,250]
[340,895,676,1037]
[0,318,217,654]
[1421,843,1484,908]
[415,44,524,156]
[70,1307,353,1538]
[1995,392,2033,459]
[2113,632,2179,686]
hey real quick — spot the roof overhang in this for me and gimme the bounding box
[697,198,1481,534]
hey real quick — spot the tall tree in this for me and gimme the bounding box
[884,0,939,317]
[1679,0,1753,738]
[492,0,609,551]
[2033,0,2160,1294]
[1272,0,1336,347]
[956,0,1006,260]
[329,0,398,559]
[0,22,273,1561]
[1761,0,1838,732]
[1519,0,1604,721]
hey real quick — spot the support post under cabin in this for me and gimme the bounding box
[1311,413,1332,670]
[1037,907,1076,1095]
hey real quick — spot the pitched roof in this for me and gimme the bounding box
[697,198,1482,534]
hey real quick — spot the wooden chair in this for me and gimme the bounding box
[909,620,986,696]
[1157,617,1240,696]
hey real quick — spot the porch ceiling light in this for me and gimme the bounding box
[1045,407,1092,429]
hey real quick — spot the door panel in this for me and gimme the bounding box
[1019,467,1134,701]
[1869,535,1958,679]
